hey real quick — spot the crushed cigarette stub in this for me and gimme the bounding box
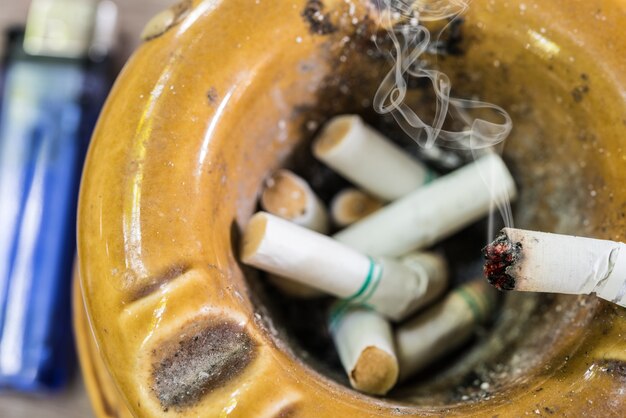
[241,212,447,321]
[484,228,626,307]
[261,169,329,234]
[261,169,328,297]
[330,307,398,395]
[313,115,433,201]
[330,188,384,228]
[396,280,496,380]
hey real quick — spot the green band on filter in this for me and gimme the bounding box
[456,286,484,323]
[329,257,383,330]
[346,257,376,303]
[423,168,436,185]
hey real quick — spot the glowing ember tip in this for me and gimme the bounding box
[482,231,522,291]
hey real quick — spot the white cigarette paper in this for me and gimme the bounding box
[396,280,496,380]
[241,212,447,321]
[330,307,398,395]
[330,188,384,228]
[313,115,432,201]
[489,228,626,307]
[334,153,517,257]
[261,169,329,233]
[260,169,327,297]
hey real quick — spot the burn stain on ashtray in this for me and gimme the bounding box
[151,319,256,410]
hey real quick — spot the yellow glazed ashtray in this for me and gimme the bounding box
[75,0,626,416]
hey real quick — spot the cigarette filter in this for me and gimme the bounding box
[396,280,496,380]
[313,115,432,201]
[260,169,327,297]
[330,307,398,395]
[261,169,329,233]
[241,212,447,321]
[330,188,384,228]
[484,228,626,307]
[334,153,517,257]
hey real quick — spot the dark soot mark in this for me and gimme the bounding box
[152,320,256,410]
[131,263,189,301]
[598,359,626,382]
[273,403,300,418]
[207,87,218,105]
[571,84,589,103]
[432,17,466,56]
[302,0,337,35]
[482,231,522,291]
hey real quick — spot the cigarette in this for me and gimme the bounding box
[260,169,329,234]
[312,115,433,201]
[396,280,496,380]
[483,228,626,307]
[260,169,327,298]
[330,188,384,228]
[333,153,517,257]
[330,307,398,395]
[241,212,448,321]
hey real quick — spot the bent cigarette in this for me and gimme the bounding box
[483,228,626,307]
[330,307,398,395]
[396,280,496,380]
[313,115,433,201]
[241,212,448,321]
[260,169,327,298]
[330,188,384,228]
[334,153,517,257]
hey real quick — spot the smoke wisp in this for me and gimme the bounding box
[372,0,515,233]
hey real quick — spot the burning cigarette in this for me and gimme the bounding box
[330,307,398,395]
[330,188,384,228]
[241,212,448,321]
[260,169,327,298]
[334,153,517,257]
[261,169,329,233]
[312,115,433,201]
[396,280,496,380]
[483,228,626,307]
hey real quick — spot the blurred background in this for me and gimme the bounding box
[0,0,173,416]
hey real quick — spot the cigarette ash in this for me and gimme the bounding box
[482,231,522,291]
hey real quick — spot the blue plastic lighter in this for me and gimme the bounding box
[0,0,117,391]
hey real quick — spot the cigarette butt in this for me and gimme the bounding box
[484,228,626,307]
[396,280,496,380]
[261,169,329,233]
[260,170,327,298]
[313,115,432,201]
[400,251,449,308]
[241,212,447,321]
[330,188,384,228]
[330,307,398,395]
[334,153,517,257]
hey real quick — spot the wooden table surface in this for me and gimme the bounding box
[0,0,174,416]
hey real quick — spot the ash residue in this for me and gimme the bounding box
[482,231,522,291]
[302,0,337,35]
[598,359,626,382]
[152,320,256,410]
[571,84,589,102]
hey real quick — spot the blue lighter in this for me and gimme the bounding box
[0,0,117,391]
